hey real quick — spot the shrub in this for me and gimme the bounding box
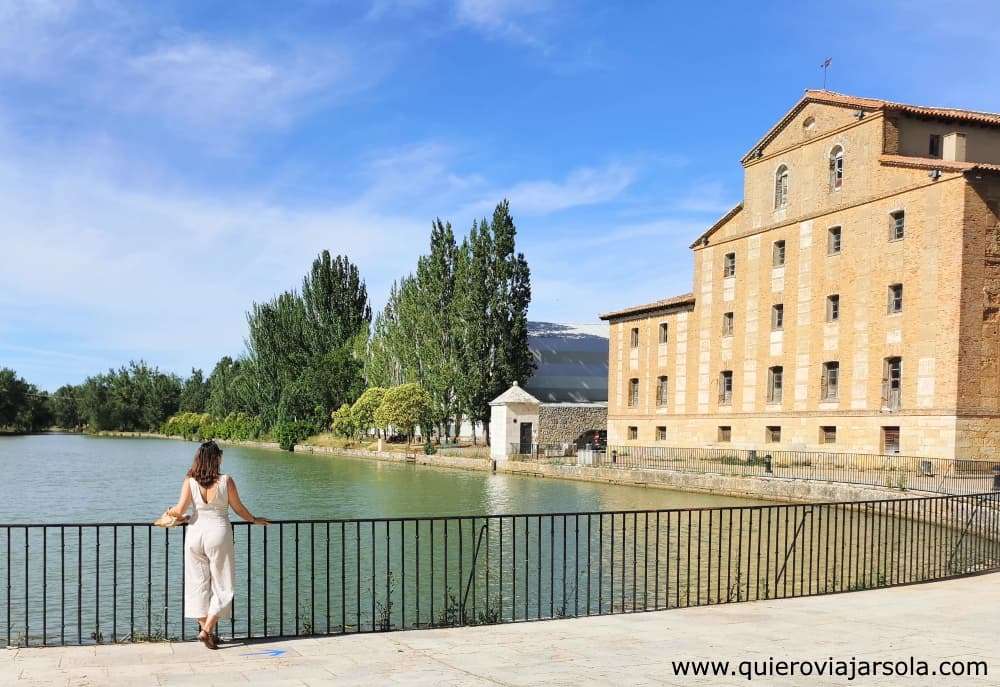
[351,387,386,437]
[271,419,314,451]
[374,383,431,443]
[331,404,356,438]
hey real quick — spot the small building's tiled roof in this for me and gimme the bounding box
[489,382,540,406]
[742,90,1000,165]
[599,293,695,321]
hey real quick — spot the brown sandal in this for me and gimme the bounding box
[198,629,218,650]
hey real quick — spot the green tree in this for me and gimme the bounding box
[206,356,245,418]
[351,386,387,438]
[410,219,462,441]
[243,252,371,430]
[456,201,535,444]
[331,404,355,438]
[0,368,29,428]
[76,362,181,432]
[50,385,81,429]
[179,368,210,413]
[374,383,431,444]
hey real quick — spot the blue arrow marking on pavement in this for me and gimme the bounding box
[242,648,287,658]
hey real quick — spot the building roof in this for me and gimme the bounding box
[879,154,1000,174]
[525,321,608,403]
[599,293,696,321]
[741,89,1000,165]
[689,202,743,249]
[489,381,540,406]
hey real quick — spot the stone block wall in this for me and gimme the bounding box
[538,405,607,445]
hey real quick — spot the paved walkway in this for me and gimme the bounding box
[4,574,997,686]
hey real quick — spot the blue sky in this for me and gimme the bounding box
[3,1,1000,390]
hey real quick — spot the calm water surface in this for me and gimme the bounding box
[0,434,767,523]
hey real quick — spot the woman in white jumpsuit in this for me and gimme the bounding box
[167,440,268,648]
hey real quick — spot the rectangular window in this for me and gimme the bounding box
[719,370,733,405]
[655,426,667,441]
[658,322,669,344]
[723,252,736,278]
[773,240,786,267]
[826,294,840,322]
[890,210,905,241]
[767,366,783,403]
[771,304,784,331]
[766,426,781,443]
[722,311,734,336]
[888,284,903,314]
[656,376,669,407]
[630,327,639,348]
[827,226,842,255]
[820,426,837,444]
[821,361,840,400]
[627,426,638,441]
[929,134,942,158]
[718,426,732,442]
[882,426,900,454]
[628,379,639,407]
[883,357,902,410]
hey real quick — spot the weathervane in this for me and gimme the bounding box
[821,58,832,90]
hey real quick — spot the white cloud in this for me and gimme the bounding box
[126,40,351,130]
[0,3,385,142]
[453,0,554,48]
[462,163,635,217]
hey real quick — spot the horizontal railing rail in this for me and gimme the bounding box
[3,493,999,647]
[510,444,1000,495]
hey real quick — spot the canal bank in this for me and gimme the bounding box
[7,572,995,686]
[294,444,923,505]
[90,431,926,504]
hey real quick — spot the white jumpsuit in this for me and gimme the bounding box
[184,474,235,620]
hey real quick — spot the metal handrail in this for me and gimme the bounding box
[2,493,998,647]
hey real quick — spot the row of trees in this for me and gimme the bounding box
[2,200,533,448]
[0,369,53,432]
[364,201,534,443]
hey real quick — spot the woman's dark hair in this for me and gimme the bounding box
[187,440,223,488]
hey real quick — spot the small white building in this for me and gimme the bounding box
[489,382,608,463]
[489,382,541,462]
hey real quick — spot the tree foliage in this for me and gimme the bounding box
[351,386,387,437]
[365,200,534,443]
[179,368,210,413]
[242,251,370,430]
[0,368,52,432]
[373,383,431,443]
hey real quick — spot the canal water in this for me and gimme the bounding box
[0,433,771,645]
[0,434,764,523]
[3,435,991,647]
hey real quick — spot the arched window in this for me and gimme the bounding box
[774,165,789,209]
[829,145,844,190]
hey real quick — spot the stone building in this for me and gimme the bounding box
[601,90,1000,459]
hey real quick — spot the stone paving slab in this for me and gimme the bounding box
[5,573,998,686]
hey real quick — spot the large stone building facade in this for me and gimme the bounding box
[602,90,1000,459]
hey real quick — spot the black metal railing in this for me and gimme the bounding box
[510,444,1000,496]
[510,443,582,459]
[3,493,999,646]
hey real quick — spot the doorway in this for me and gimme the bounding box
[519,422,533,454]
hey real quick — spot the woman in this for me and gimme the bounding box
[166,440,268,649]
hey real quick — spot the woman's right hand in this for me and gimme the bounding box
[253,517,270,526]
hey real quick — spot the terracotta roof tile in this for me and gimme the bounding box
[880,154,1000,174]
[742,90,1000,164]
[599,293,695,321]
